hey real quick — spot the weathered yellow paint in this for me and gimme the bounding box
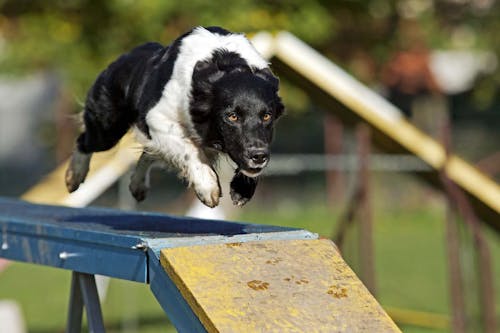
[21,133,139,205]
[161,239,401,333]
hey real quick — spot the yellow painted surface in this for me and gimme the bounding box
[161,239,401,333]
[21,133,139,205]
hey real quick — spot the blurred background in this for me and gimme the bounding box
[0,0,499,332]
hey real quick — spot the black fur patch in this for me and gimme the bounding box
[77,31,193,152]
[230,171,258,205]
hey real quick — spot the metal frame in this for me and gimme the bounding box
[331,123,376,295]
[439,118,496,333]
[66,271,105,333]
[0,198,318,332]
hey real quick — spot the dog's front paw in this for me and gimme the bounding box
[230,172,258,207]
[192,165,221,208]
[230,188,250,207]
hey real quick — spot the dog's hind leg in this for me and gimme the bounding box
[65,150,92,193]
[129,152,156,202]
[65,96,134,192]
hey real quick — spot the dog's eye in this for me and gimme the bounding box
[262,113,272,122]
[227,113,239,122]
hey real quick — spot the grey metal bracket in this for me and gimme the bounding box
[66,271,106,333]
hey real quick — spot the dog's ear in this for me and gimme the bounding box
[255,67,284,119]
[255,67,280,91]
[191,61,223,123]
[275,97,285,120]
[212,51,250,73]
[193,60,225,92]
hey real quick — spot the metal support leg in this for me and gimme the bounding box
[440,115,496,333]
[66,272,84,333]
[324,114,344,205]
[66,271,106,333]
[356,124,376,296]
[331,123,376,296]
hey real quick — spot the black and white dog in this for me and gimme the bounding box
[65,26,283,208]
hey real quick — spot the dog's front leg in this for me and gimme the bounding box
[230,171,258,206]
[185,152,221,208]
[147,120,221,208]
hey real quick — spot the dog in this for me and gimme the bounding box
[65,26,283,208]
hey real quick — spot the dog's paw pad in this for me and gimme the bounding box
[195,187,220,208]
[129,183,149,202]
[193,165,221,208]
[230,188,250,207]
[65,167,85,193]
[194,179,221,208]
[65,151,91,193]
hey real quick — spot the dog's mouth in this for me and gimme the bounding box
[240,167,264,178]
[239,157,269,177]
[226,148,269,178]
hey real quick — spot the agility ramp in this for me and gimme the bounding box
[0,198,399,332]
[252,32,500,231]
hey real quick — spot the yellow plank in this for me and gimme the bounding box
[161,239,401,333]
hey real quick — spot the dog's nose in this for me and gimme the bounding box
[249,148,269,165]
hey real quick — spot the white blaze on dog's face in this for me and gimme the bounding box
[211,70,283,177]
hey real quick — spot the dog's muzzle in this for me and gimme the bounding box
[241,147,269,177]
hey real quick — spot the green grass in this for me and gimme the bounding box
[0,201,498,332]
[0,264,175,333]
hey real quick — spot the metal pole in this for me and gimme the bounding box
[332,187,361,249]
[324,114,344,206]
[439,116,467,333]
[66,272,84,333]
[65,272,106,333]
[444,198,467,333]
[78,272,106,333]
[356,123,376,295]
[445,180,496,333]
[440,116,496,333]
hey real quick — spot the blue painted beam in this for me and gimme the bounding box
[0,198,315,282]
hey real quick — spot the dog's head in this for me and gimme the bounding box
[191,54,284,177]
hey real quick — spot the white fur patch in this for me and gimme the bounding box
[240,169,263,178]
